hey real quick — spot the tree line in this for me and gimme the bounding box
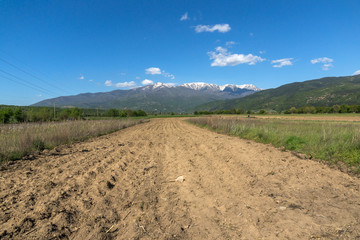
[194,109,247,115]
[0,106,147,124]
[284,104,360,114]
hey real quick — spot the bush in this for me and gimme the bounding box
[107,109,119,117]
[259,109,266,114]
[0,109,12,124]
[33,139,46,151]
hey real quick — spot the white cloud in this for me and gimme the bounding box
[79,75,84,80]
[195,24,231,33]
[136,76,141,79]
[115,81,137,88]
[259,50,266,54]
[249,32,254,37]
[310,57,333,64]
[271,58,294,68]
[145,67,161,75]
[162,71,175,80]
[225,41,236,47]
[104,80,137,88]
[145,67,175,79]
[36,94,42,97]
[105,80,113,86]
[208,47,265,67]
[142,79,154,85]
[353,70,360,75]
[180,12,189,21]
[89,79,94,82]
[311,57,334,70]
[322,63,333,70]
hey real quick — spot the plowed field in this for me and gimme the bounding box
[1,118,360,239]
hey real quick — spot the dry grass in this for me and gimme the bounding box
[0,119,144,163]
[188,116,360,173]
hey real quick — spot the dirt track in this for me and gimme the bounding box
[1,118,360,239]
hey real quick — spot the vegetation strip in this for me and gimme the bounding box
[0,119,144,163]
[188,116,360,173]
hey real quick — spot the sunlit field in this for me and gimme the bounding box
[189,116,360,173]
[0,119,144,163]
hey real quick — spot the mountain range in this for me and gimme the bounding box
[32,82,261,112]
[196,75,360,112]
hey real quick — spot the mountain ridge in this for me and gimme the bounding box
[32,82,260,112]
[196,75,360,112]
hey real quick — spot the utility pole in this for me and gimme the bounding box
[96,108,99,117]
[53,101,56,120]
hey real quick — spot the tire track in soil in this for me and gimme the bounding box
[1,118,360,239]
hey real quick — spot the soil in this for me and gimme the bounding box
[1,118,360,239]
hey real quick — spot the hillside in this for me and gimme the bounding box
[196,75,360,112]
[32,82,260,113]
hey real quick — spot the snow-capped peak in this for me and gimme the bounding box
[180,82,220,91]
[220,84,262,91]
[141,82,262,92]
[142,82,175,90]
[181,82,262,92]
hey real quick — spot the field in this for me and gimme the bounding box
[0,119,144,164]
[188,114,360,173]
[1,117,360,239]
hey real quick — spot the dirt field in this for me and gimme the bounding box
[1,118,360,239]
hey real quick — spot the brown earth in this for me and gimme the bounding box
[1,118,360,240]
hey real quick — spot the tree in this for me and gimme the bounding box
[339,104,350,113]
[59,108,81,120]
[107,109,119,117]
[259,109,266,114]
[332,105,340,113]
[0,108,12,124]
[289,107,297,114]
[136,110,147,116]
[13,108,24,122]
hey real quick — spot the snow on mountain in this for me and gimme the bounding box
[141,82,262,92]
[180,82,261,92]
[180,82,220,91]
[142,82,175,90]
[219,84,262,91]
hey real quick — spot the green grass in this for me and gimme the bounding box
[188,116,360,173]
[0,119,144,164]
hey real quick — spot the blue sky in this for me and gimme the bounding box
[1,0,359,105]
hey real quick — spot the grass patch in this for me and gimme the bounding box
[0,119,144,164]
[284,136,306,151]
[188,116,360,173]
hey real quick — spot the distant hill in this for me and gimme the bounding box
[196,75,360,112]
[32,82,261,113]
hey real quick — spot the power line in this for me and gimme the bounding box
[0,73,54,95]
[0,69,57,96]
[0,56,71,94]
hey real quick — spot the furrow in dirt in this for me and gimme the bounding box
[1,118,360,239]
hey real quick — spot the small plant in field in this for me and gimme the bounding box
[33,139,46,151]
[284,136,306,151]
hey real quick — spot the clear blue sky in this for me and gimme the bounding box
[1,0,359,105]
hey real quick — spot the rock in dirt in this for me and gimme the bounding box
[175,176,185,182]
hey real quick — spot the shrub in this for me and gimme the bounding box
[284,136,306,151]
[33,139,46,151]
